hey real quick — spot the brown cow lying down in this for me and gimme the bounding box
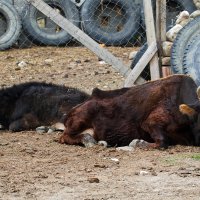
[60,75,200,148]
[0,82,89,132]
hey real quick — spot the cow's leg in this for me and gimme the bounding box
[35,123,65,134]
[9,113,40,132]
[141,107,170,148]
[148,127,167,148]
[59,129,97,147]
[82,133,97,147]
[129,139,158,149]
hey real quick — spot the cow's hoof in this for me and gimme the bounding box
[51,122,65,131]
[36,126,49,134]
[129,139,149,148]
[0,124,5,130]
[98,140,108,147]
[82,133,97,148]
[47,128,55,134]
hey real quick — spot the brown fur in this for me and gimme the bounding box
[60,75,200,148]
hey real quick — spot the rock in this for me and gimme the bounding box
[94,164,106,168]
[110,158,119,163]
[139,170,149,176]
[190,10,200,19]
[162,57,171,66]
[17,61,27,68]
[196,2,200,10]
[162,41,173,57]
[75,60,81,64]
[47,128,54,134]
[179,19,191,27]
[166,24,183,42]
[25,148,36,154]
[99,61,106,65]
[116,146,133,151]
[176,11,190,25]
[98,140,108,147]
[193,0,200,9]
[0,142,9,146]
[84,59,90,62]
[151,171,158,176]
[44,59,53,64]
[88,177,100,183]
[162,66,172,77]
[129,51,138,60]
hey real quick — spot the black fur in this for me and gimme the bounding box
[0,82,89,131]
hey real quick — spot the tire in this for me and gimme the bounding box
[0,13,6,37]
[21,0,80,46]
[0,1,21,50]
[130,43,151,81]
[81,0,140,46]
[141,0,196,31]
[171,16,200,74]
[183,32,200,86]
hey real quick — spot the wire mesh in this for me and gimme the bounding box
[0,0,197,86]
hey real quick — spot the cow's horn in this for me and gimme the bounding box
[179,104,196,116]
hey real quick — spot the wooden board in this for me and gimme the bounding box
[124,42,157,87]
[26,0,130,76]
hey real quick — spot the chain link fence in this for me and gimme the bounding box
[0,0,197,84]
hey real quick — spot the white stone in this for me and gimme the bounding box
[129,51,138,60]
[176,11,190,25]
[190,10,200,19]
[193,0,200,9]
[162,57,171,66]
[110,158,119,163]
[18,61,27,68]
[44,58,53,64]
[166,24,183,42]
[162,41,173,57]
[116,146,134,151]
[99,61,107,65]
[179,19,191,27]
[139,170,149,176]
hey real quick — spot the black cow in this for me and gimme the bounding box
[0,82,89,132]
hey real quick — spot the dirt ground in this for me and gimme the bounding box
[0,46,200,200]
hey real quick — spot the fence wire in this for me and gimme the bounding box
[0,0,197,84]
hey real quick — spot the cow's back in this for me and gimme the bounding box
[123,75,198,113]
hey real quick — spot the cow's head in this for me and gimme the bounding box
[63,100,99,136]
[179,104,200,146]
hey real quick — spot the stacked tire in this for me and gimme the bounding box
[131,0,196,82]
[0,0,197,50]
[21,0,80,46]
[0,1,21,50]
[80,0,140,46]
[171,16,200,86]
